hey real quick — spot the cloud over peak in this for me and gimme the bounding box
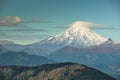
[71,21,112,29]
[55,21,119,30]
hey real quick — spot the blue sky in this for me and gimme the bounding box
[0,0,120,44]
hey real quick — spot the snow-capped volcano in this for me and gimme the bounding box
[33,21,107,51]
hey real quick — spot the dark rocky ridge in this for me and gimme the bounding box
[0,62,116,80]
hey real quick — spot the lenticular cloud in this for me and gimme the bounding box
[71,21,112,29]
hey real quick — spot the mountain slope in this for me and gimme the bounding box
[23,47,49,56]
[0,51,55,66]
[0,62,116,80]
[0,44,7,54]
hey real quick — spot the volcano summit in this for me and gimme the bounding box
[32,21,107,52]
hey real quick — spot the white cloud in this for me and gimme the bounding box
[72,21,116,30]
[0,16,22,26]
[13,16,22,23]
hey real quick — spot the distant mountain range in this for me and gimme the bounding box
[0,51,56,66]
[48,40,120,63]
[0,40,24,51]
[0,62,116,80]
[0,40,49,56]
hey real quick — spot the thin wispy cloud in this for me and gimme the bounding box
[0,34,50,40]
[0,16,51,26]
[54,26,68,29]
[0,29,46,32]
[90,23,120,30]
[22,18,51,23]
